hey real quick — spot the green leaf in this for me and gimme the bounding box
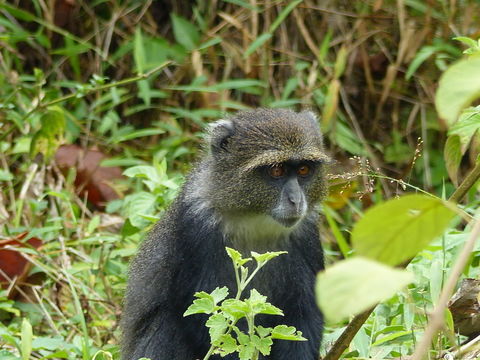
[251,251,287,265]
[212,79,266,91]
[244,33,272,58]
[370,330,412,346]
[256,326,272,338]
[238,341,256,360]
[123,165,160,181]
[211,286,229,305]
[226,247,251,267]
[113,128,165,143]
[184,297,215,316]
[251,334,273,356]
[20,318,32,360]
[454,36,479,49]
[0,169,13,181]
[268,0,302,33]
[245,290,283,316]
[30,106,66,159]
[221,299,249,319]
[334,46,348,78]
[134,27,146,73]
[171,13,200,51]
[405,45,436,80]
[435,56,480,125]
[206,314,229,342]
[316,257,413,323]
[444,135,462,185]
[351,194,457,266]
[123,192,158,228]
[215,334,238,356]
[271,325,307,341]
[448,106,480,151]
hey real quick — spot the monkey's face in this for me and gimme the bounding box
[206,109,328,231]
[256,160,319,227]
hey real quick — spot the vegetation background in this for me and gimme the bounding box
[1,0,480,359]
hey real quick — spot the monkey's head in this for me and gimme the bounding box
[204,109,329,234]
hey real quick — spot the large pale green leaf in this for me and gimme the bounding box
[435,56,480,126]
[351,194,456,266]
[316,257,413,323]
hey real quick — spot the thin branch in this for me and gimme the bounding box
[322,308,374,360]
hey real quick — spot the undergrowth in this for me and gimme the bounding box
[1,0,480,359]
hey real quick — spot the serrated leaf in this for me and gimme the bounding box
[211,287,229,305]
[271,325,307,341]
[171,13,200,51]
[444,135,462,185]
[226,247,251,267]
[251,334,273,356]
[206,314,229,342]
[251,251,287,264]
[238,342,255,360]
[351,194,457,266]
[245,290,283,316]
[316,257,413,323]
[256,326,272,338]
[221,299,249,319]
[215,334,238,356]
[435,56,480,125]
[184,297,215,316]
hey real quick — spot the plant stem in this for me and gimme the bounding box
[448,160,480,203]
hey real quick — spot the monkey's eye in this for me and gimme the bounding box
[297,165,311,177]
[268,164,286,178]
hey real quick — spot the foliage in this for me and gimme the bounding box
[184,248,304,360]
[1,0,480,359]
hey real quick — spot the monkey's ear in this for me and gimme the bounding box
[208,119,235,153]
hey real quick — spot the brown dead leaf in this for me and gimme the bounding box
[55,144,123,208]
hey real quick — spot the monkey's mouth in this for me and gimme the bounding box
[273,215,302,228]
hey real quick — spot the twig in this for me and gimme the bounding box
[449,161,480,203]
[323,308,374,360]
[322,160,480,360]
[410,217,480,360]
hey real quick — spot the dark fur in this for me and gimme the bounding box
[122,109,326,360]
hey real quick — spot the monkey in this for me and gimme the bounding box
[121,108,329,360]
